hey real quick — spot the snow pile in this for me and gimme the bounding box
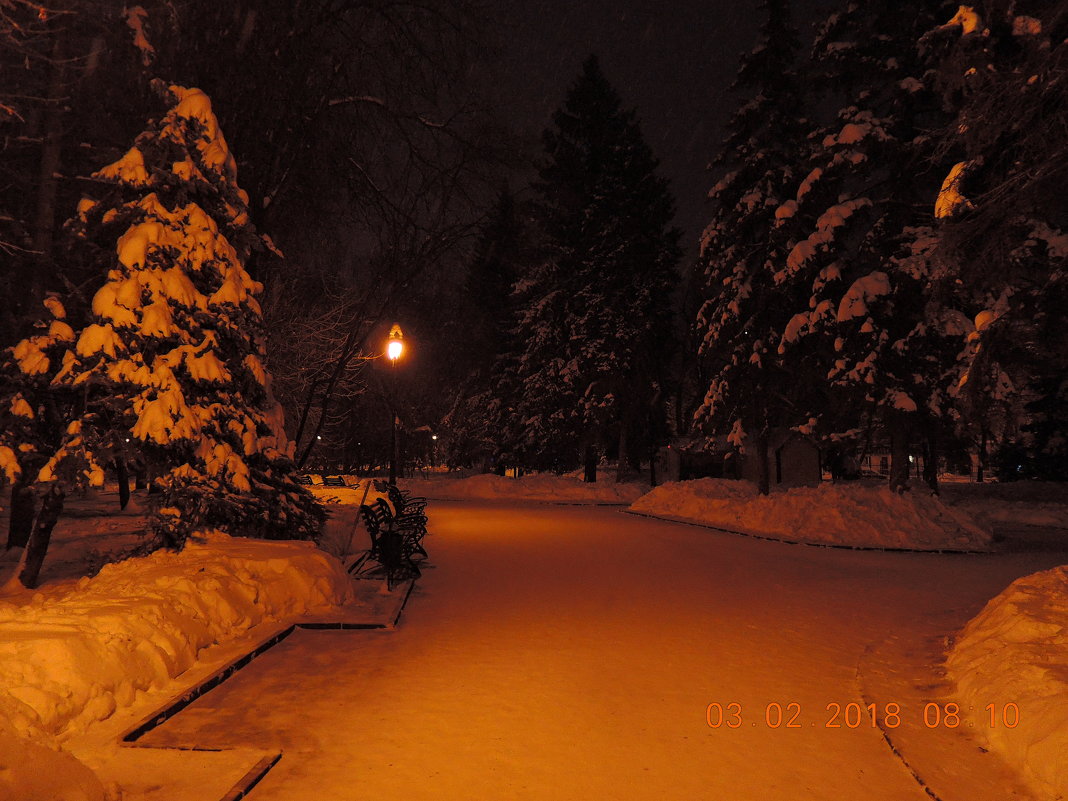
[0,531,352,742]
[629,478,992,550]
[402,473,647,504]
[946,566,1068,798]
[0,729,108,801]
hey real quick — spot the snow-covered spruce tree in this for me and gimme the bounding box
[4,83,323,557]
[773,0,967,493]
[692,0,814,494]
[926,2,1068,480]
[442,189,530,469]
[513,56,681,480]
[507,254,578,472]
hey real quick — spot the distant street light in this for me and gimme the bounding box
[387,324,404,362]
[387,324,404,485]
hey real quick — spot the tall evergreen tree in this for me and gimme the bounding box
[692,0,811,494]
[927,1,1068,480]
[773,0,966,492]
[442,188,530,468]
[512,56,680,480]
[1,84,322,587]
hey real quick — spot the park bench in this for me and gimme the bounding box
[378,480,428,516]
[348,498,427,590]
[295,474,313,486]
[371,498,428,559]
[322,475,345,487]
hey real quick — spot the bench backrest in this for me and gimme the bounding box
[359,503,387,533]
[371,497,396,523]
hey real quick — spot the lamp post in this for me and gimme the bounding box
[387,324,404,485]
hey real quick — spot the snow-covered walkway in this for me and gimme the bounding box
[137,502,1063,800]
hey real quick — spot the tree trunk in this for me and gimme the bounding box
[6,481,36,550]
[923,431,940,495]
[116,459,131,510]
[615,424,629,483]
[19,486,64,589]
[977,428,987,483]
[583,443,598,483]
[628,434,641,473]
[33,37,66,270]
[754,429,771,496]
[888,414,912,493]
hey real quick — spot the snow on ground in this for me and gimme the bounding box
[1,478,1063,800]
[941,481,1068,531]
[629,478,993,551]
[0,528,353,800]
[0,727,109,801]
[946,565,1068,799]
[128,503,1067,801]
[0,490,156,587]
[304,484,394,557]
[398,472,647,504]
[0,531,352,739]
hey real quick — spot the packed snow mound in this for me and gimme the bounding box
[0,728,108,801]
[946,566,1068,799]
[0,531,352,742]
[629,479,992,550]
[403,473,646,504]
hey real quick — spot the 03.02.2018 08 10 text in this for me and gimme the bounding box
[705,701,1020,730]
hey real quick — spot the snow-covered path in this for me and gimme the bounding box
[141,502,1064,800]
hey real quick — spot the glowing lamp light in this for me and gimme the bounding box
[386,323,405,485]
[387,323,404,362]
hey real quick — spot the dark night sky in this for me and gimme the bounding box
[479,0,831,253]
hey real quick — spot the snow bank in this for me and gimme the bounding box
[946,566,1068,799]
[402,473,646,504]
[0,531,353,742]
[0,729,108,801]
[629,478,992,550]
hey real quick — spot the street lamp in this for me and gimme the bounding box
[387,324,404,485]
[387,324,404,362]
